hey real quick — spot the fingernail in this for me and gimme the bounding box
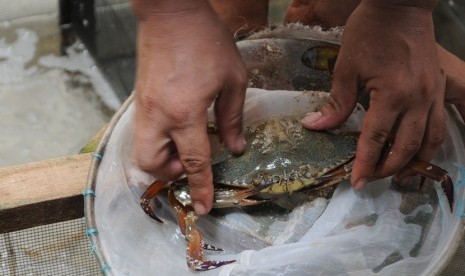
[301,112,322,127]
[353,178,367,190]
[193,201,207,215]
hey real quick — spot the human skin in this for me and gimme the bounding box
[131,0,248,215]
[285,0,361,29]
[213,0,450,192]
[437,45,465,121]
[300,0,445,190]
[208,0,269,37]
[131,0,447,216]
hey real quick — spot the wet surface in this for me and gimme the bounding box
[0,16,119,167]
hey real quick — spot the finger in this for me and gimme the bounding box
[351,90,400,189]
[415,78,446,162]
[171,117,213,216]
[375,110,427,178]
[214,67,247,155]
[395,101,446,183]
[396,76,446,181]
[301,58,358,130]
[417,103,446,162]
[133,100,184,179]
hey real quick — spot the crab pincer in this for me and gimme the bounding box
[184,211,235,271]
[140,181,235,271]
[406,160,454,213]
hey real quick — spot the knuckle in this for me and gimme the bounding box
[400,141,421,156]
[428,129,445,148]
[181,155,210,175]
[355,148,379,167]
[135,153,160,174]
[327,95,343,111]
[235,68,248,86]
[366,128,391,148]
[168,107,191,124]
[322,95,344,113]
[189,183,212,199]
[375,164,397,179]
[221,112,243,133]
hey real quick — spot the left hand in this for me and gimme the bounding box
[437,44,465,121]
[301,0,446,189]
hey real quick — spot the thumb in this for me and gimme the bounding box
[301,71,358,130]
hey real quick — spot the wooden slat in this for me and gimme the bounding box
[0,153,92,233]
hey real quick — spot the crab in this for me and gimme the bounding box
[140,115,454,271]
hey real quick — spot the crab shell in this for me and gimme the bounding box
[172,116,357,207]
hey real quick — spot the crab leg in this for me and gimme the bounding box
[313,161,353,190]
[140,181,235,270]
[167,190,224,252]
[315,159,454,213]
[184,210,236,271]
[406,160,454,213]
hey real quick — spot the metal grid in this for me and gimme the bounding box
[0,218,100,276]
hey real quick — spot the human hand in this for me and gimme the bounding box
[131,0,247,215]
[301,0,446,189]
[437,44,465,121]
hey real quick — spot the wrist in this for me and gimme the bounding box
[355,0,436,34]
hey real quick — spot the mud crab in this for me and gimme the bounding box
[140,115,454,271]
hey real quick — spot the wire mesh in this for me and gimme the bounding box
[440,226,465,276]
[0,218,100,276]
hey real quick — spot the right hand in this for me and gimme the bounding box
[131,0,248,215]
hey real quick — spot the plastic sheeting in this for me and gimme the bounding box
[94,88,465,276]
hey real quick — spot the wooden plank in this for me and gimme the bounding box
[0,153,92,233]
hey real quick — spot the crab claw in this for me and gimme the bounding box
[406,160,454,213]
[140,180,167,223]
[185,211,235,271]
[167,190,225,252]
[187,257,235,272]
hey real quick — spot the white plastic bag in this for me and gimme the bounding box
[94,88,465,276]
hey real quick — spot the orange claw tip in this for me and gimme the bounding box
[140,181,168,223]
[187,257,236,271]
[140,197,164,223]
